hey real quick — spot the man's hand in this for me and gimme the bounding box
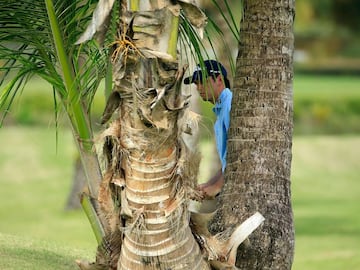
[197,170,224,199]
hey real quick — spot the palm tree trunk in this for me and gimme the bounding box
[95,2,210,269]
[209,0,295,269]
[112,63,208,268]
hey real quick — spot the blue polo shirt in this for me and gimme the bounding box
[213,88,232,172]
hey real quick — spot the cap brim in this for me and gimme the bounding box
[184,71,203,85]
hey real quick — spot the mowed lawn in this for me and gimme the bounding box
[0,127,97,269]
[0,126,360,269]
[291,135,360,269]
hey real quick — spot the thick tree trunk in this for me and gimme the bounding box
[209,1,295,269]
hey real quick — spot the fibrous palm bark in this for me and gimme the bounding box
[103,50,209,270]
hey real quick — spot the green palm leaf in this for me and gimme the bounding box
[0,0,108,118]
[0,0,112,243]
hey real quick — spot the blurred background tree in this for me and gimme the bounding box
[295,0,360,72]
[199,0,360,73]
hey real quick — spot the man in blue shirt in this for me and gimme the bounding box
[184,60,232,198]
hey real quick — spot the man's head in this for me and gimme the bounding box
[184,60,230,103]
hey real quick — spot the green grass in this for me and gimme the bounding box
[1,126,360,269]
[0,127,97,269]
[291,135,360,269]
[294,75,360,98]
[0,233,91,270]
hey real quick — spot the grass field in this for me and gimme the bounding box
[294,74,360,98]
[1,126,360,269]
[291,136,360,269]
[0,127,96,270]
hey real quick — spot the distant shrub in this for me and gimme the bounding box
[293,75,360,134]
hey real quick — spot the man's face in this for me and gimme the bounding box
[194,76,217,103]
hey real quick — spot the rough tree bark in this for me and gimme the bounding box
[209,1,295,269]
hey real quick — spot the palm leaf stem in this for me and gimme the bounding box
[45,0,105,242]
[45,0,101,193]
[80,193,105,244]
[45,0,90,146]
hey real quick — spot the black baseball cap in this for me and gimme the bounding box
[184,60,228,84]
